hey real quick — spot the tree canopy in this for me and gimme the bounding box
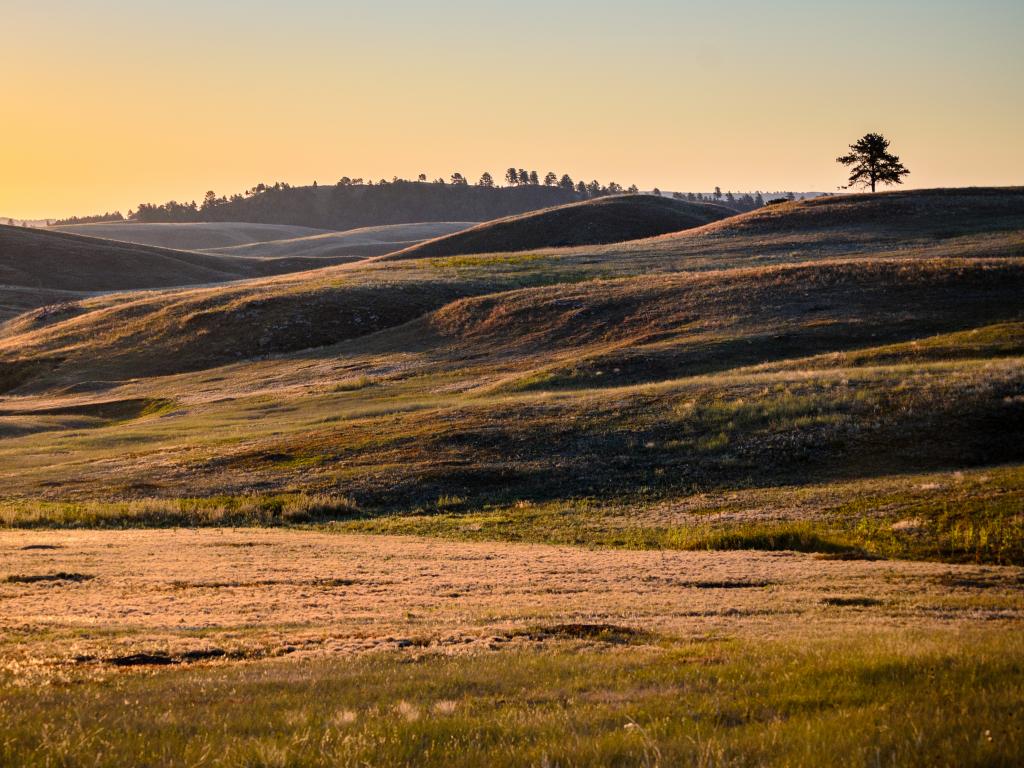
[837,133,910,193]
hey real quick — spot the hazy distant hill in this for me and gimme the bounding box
[384,195,731,260]
[202,222,477,259]
[50,222,330,251]
[132,183,581,229]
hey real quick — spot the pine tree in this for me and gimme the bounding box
[836,133,910,193]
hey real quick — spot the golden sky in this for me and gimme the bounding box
[2,0,1022,219]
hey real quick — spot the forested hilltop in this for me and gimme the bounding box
[126,170,778,229]
[131,180,582,229]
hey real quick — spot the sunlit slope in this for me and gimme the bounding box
[0,257,1021,512]
[202,222,478,260]
[383,195,731,260]
[0,187,1023,571]
[50,221,330,251]
[1,188,1022,391]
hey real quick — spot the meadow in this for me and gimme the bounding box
[1,189,1022,765]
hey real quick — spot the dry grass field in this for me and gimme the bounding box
[1,187,1023,765]
[1,529,1021,766]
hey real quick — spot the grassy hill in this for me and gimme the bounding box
[4,187,1019,389]
[50,221,331,251]
[0,188,1022,571]
[0,225,365,328]
[133,182,582,229]
[202,222,477,260]
[383,195,730,260]
[0,224,264,293]
[3,186,1024,766]
[0,222,482,327]
[702,186,1024,237]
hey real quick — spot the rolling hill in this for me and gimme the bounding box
[201,222,477,260]
[49,221,331,251]
[0,222,483,327]
[383,195,731,260]
[2,188,1021,392]
[131,182,582,229]
[0,224,263,293]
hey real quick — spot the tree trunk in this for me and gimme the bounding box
[871,178,876,193]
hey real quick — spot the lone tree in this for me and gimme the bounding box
[837,132,910,193]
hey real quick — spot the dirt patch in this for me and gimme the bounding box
[169,577,357,589]
[938,573,1023,590]
[677,580,774,589]
[821,597,883,607]
[508,624,649,644]
[4,572,93,584]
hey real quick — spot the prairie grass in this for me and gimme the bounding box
[0,493,358,528]
[2,464,1022,563]
[339,464,1024,565]
[0,629,1020,767]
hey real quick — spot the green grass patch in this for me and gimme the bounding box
[1,630,1020,767]
[0,493,359,528]
[428,252,547,269]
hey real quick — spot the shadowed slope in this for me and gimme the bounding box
[202,222,478,260]
[383,195,731,260]
[0,225,247,292]
[0,225,389,326]
[559,187,1024,271]
[695,187,1024,238]
[50,222,331,251]
[0,258,1022,515]
[2,188,1022,391]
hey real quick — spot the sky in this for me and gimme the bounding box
[1,0,1022,219]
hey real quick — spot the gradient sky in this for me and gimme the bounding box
[2,0,1022,218]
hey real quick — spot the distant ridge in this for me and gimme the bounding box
[130,183,581,229]
[202,222,478,260]
[50,222,330,251]
[383,195,732,260]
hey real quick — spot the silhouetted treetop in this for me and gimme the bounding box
[837,132,910,193]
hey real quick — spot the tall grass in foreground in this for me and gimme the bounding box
[1,630,1020,767]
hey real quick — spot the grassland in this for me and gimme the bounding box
[1,529,1022,766]
[383,194,731,260]
[1,188,1022,765]
[203,221,478,260]
[50,221,332,251]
